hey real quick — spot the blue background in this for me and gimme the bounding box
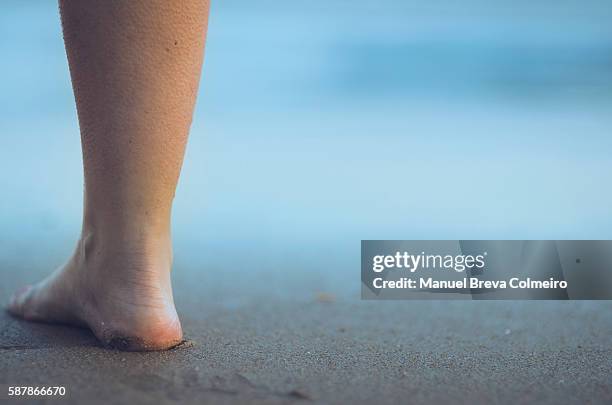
[1,1,611,300]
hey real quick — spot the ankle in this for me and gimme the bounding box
[75,225,173,274]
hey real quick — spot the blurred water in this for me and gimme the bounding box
[1,1,612,298]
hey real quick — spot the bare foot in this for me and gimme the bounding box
[6,231,182,351]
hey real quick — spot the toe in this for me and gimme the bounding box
[7,285,33,318]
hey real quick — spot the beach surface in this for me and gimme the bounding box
[1,243,611,404]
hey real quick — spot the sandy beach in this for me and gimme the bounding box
[1,241,611,404]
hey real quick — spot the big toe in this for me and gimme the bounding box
[7,281,81,325]
[7,285,35,318]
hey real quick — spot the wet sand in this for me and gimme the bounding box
[1,242,611,404]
